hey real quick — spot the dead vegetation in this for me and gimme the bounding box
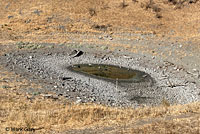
[120,0,129,8]
[1,85,200,133]
[141,0,162,18]
[91,24,111,31]
[0,0,200,43]
[0,0,200,133]
[0,65,200,133]
[165,0,199,9]
[88,8,97,16]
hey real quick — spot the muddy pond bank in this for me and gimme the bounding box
[1,41,200,108]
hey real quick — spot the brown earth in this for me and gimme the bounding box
[1,0,200,44]
[0,0,200,133]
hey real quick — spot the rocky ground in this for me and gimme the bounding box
[1,32,200,109]
[1,0,200,133]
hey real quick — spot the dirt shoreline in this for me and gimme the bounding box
[1,32,199,108]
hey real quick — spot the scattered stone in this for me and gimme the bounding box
[69,50,84,58]
[75,99,82,104]
[52,96,59,100]
[2,41,199,108]
[26,95,34,101]
[92,24,108,31]
[58,93,63,96]
[24,20,31,25]
[42,94,59,100]
[8,15,13,19]
[123,55,131,59]
[98,36,103,39]
[33,9,42,16]
[42,94,53,99]
[60,77,72,81]
[193,68,198,72]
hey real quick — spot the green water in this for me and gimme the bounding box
[68,64,149,82]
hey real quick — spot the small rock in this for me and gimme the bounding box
[25,19,31,23]
[157,66,161,69]
[104,35,109,38]
[33,9,42,16]
[173,66,178,70]
[26,95,34,101]
[8,15,14,19]
[142,75,147,78]
[61,77,72,80]
[42,94,53,99]
[69,50,84,58]
[52,96,59,100]
[123,55,131,59]
[188,0,198,3]
[98,36,103,39]
[75,98,82,104]
[193,68,198,72]
[58,93,63,96]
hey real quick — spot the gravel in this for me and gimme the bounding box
[1,43,200,108]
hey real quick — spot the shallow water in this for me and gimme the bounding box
[67,64,149,83]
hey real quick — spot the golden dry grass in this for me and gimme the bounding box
[0,0,200,133]
[1,0,200,44]
[0,65,200,133]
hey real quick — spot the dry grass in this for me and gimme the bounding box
[0,65,200,133]
[119,116,200,133]
[0,0,200,44]
[0,0,200,133]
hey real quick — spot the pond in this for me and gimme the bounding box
[67,64,152,83]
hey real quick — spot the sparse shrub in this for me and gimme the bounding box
[168,0,178,5]
[166,0,199,9]
[141,0,161,12]
[89,8,96,16]
[155,13,162,18]
[48,45,54,49]
[161,98,170,107]
[1,85,11,89]
[188,0,198,3]
[132,0,138,2]
[92,24,111,31]
[33,92,41,96]
[120,0,128,8]
[152,5,161,12]
[141,0,162,18]
[16,42,45,50]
